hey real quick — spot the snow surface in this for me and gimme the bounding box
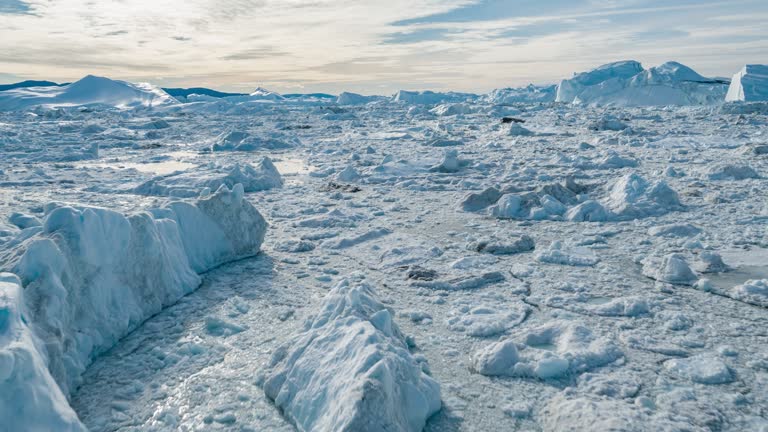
[1,69,768,431]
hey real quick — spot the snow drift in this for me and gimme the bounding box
[0,75,177,111]
[726,65,768,102]
[259,279,441,432]
[0,184,267,429]
[556,61,728,106]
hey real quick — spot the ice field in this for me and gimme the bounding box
[1,60,768,431]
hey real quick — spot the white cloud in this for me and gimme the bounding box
[0,0,766,93]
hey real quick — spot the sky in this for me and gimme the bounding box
[0,0,766,95]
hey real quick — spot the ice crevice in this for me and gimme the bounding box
[0,183,267,430]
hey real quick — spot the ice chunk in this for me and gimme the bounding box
[566,200,609,222]
[694,251,730,273]
[642,253,697,286]
[469,234,535,255]
[605,173,682,220]
[0,273,86,431]
[706,164,760,180]
[536,241,600,267]
[460,187,502,212]
[665,355,733,384]
[259,280,441,432]
[473,322,621,379]
[729,279,768,307]
[446,303,528,337]
[726,65,768,102]
[335,165,361,182]
[648,223,701,238]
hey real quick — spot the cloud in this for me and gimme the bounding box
[0,0,766,93]
[220,47,289,60]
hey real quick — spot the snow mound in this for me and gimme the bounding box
[0,75,177,111]
[473,322,622,379]
[726,65,768,102]
[0,273,86,432]
[135,158,283,197]
[259,279,441,432]
[556,61,728,106]
[1,184,266,428]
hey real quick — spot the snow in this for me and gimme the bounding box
[556,61,728,106]
[726,65,768,102]
[258,279,441,432]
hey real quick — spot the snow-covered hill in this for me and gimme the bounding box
[0,75,177,110]
[556,61,729,106]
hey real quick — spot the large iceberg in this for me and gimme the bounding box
[556,61,728,106]
[259,279,442,432]
[0,75,177,111]
[726,65,768,102]
[0,184,267,429]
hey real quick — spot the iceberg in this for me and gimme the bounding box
[726,65,768,102]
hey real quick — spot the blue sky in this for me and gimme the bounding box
[0,0,766,94]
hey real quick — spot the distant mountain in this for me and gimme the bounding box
[0,80,64,92]
[162,87,248,99]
